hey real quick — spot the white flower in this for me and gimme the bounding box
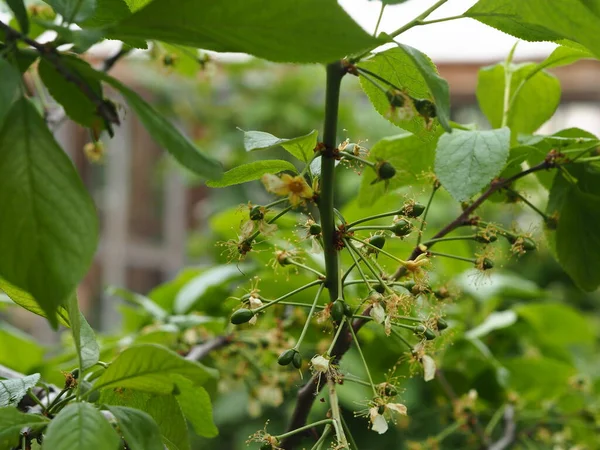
[422,355,436,382]
[249,295,263,309]
[370,302,386,324]
[368,403,407,434]
[370,407,389,434]
[310,354,330,373]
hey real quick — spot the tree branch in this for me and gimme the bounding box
[185,335,233,361]
[391,158,556,280]
[0,20,120,132]
[488,405,516,450]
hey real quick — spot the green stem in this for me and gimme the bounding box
[340,413,359,450]
[391,328,414,350]
[501,42,518,128]
[429,251,476,265]
[328,379,349,449]
[346,210,400,229]
[320,62,344,301]
[348,325,378,396]
[416,182,439,246]
[287,259,326,279]
[275,419,333,440]
[349,225,392,232]
[27,390,47,412]
[348,235,408,265]
[340,151,376,167]
[310,424,332,450]
[327,319,348,356]
[345,240,390,294]
[264,198,289,209]
[357,67,402,92]
[254,280,323,313]
[434,419,465,442]
[422,234,481,247]
[419,14,466,26]
[248,205,293,241]
[504,187,550,220]
[294,284,325,350]
[374,2,386,36]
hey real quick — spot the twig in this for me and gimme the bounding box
[391,159,555,280]
[0,20,120,132]
[185,335,232,361]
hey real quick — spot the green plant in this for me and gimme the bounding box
[1,1,600,449]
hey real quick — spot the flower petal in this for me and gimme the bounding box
[262,174,288,195]
[422,355,436,382]
[386,403,407,416]
[372,413,389,434]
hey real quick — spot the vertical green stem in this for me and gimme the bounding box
[320,62,344,301]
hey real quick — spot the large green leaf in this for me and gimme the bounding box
[94,344,217,393]
[503,358,576,402]
[96,73,223,179]
[242,129,318,163]
[42,402,120,450]
[358,47,445,139]
[101,389,190,450]
[80,0,132,27]
[0,59,21,127]
[0,323,45,374]
[107,405,164,450]
[394,43,452,132]
[0,98,98,328]
[173,377,217,438]
[0,407,49,449]
[547,164,600,291]
[6,0,29,34]
[44,0,97,23]
[38,57,106,128]
[466,0,600,58]
[109,0,381,63]
[0,278,70,326]
[0,374,40,407]
[68,296,100,373]
[477,63,560,137]
[357,129,442,206]
[434,127,510,201]
[206,160,297,188]
[107,286,169,321]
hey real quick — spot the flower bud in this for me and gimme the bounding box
[292,351,303,369]
[331,300,345,323]
[369,234,386,250]
[376,161,396,180]
[391,219,412,237]
[249,205,264,221]
[278,349,296,366]
[414,98,437,119]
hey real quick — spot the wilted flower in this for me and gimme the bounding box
[248,295,263,325]
[367,401,408,434]
[262,173,313,206]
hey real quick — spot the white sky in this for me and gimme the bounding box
[340,0,558,63]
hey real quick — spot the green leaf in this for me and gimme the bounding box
[96,73,223,179]
[242,129,318,163]
[42,402,120,450]
[357,129,442,206]
[106,406,164,450]
[174,265,248,314]
[0,323,45,374]
[477,63,560,137]
[358,47,445,139]
[548,166,600,291]
[6,0,29,34]
[465,311,518,340]
[68,296,99,373]
[547,164,600,292]
[0,374,40,407]
[39,56,105,128]
[80,0,132,27]
[173,377,218,438]
[107,286,169,321]
[44,0,97,23]
[538,44,594,70]
[394,43,452,132]
[100,389,190,450]
[110,0,381,64]
[0,278,70,326]
[466,0,600,58]
[94,344,217,393]
[503,358,576,402]
[0,407,48,449]
[0,59,21,127]
[434,128,510,201]
[516,303,594,348]
[206,160,297,188]
[0,98,98,329]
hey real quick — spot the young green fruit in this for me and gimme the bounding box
[278,349,296,366]
[249,205,264,221]
[309,223,322,236]
[385,89,405,108]
[414,98,437,118]
[376,161,396,180]
[400,202,425,218]
[292,351,303,369]
[343,301,353,318]
[436,318,448,330]
[374,283,386,294]
[423,328,436,340]
[482,258,494,270]
[230,308,254,325]
[369,234,386,250]
[391,219,412,237]
[331,300,345,323]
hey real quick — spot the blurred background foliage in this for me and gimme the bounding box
[1,43,599,449]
